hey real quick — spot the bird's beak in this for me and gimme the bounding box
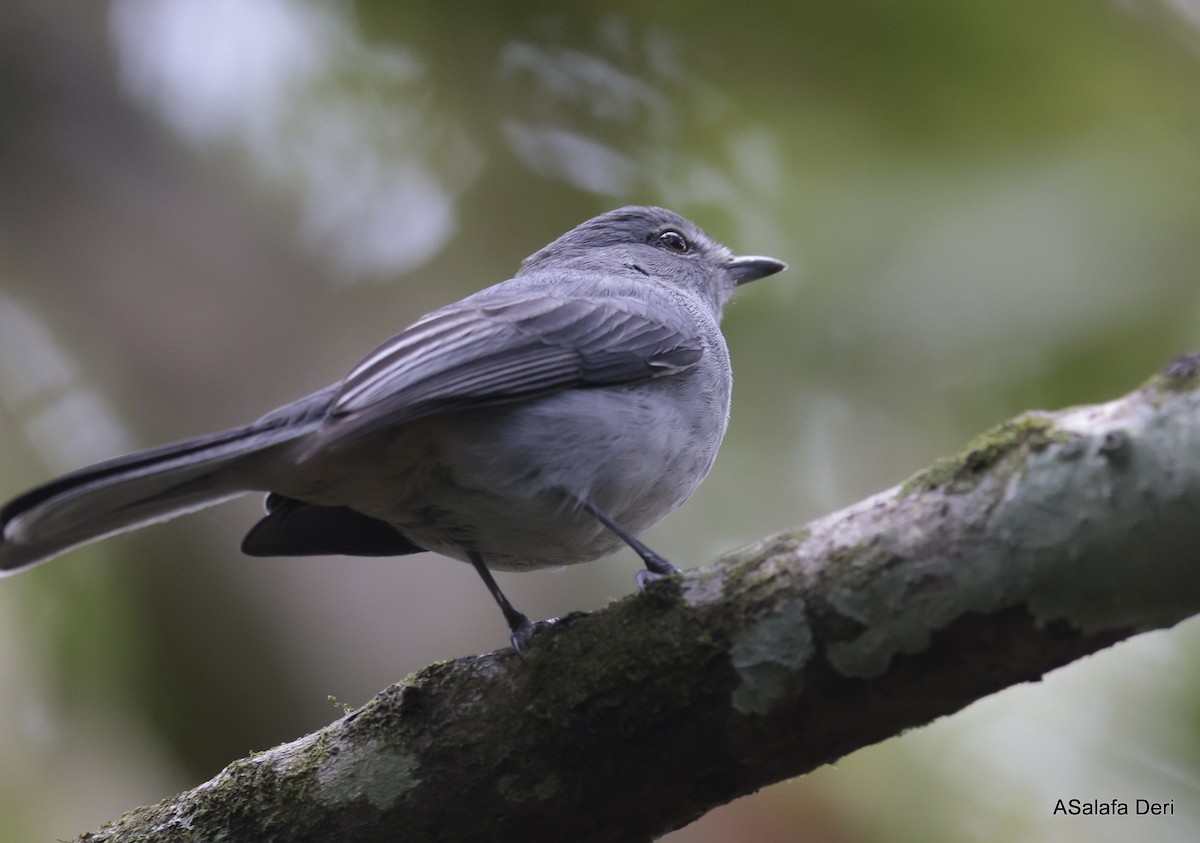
[727,255,788,286]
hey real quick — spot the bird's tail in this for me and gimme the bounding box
[0,401,329,573]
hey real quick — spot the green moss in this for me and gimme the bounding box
[298,730,335,771]
[899,414,1069,497]
[327,695,355,715]
[825,542,903,591]
[714,529,811,597]
[1146,352,1200,395]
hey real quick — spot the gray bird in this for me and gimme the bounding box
[0,206,785,650]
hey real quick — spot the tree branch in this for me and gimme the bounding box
[79,355,1200,843]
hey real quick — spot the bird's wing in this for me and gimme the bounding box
[320,294,703,441]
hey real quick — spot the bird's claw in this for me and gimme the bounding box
[510,616,558,655]
[636,564,681,592]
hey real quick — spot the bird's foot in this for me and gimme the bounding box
[510,616,558,655]
[636,562,682,592]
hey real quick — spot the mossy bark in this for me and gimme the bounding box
[80,356,1200,843]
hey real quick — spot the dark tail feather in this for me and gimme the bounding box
[0,418,319,573]
[241,494,425,557]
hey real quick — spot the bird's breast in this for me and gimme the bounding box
[267,363,732,571]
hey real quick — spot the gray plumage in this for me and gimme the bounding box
[0,206,785,648]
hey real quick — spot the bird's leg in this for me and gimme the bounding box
[468,551,549,653]
[577,498,682,590]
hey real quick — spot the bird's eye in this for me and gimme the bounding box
[655,230,690,253]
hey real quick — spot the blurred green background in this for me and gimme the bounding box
[1,0,1199,840]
